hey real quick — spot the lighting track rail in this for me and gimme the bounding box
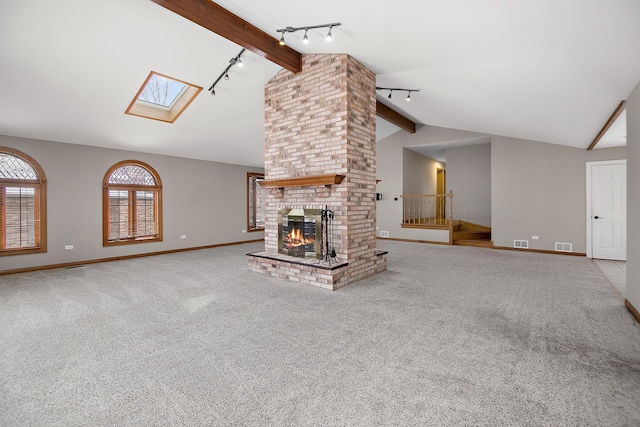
[376,86,420,102]
[208,48,245,96]
[276,22,341,46]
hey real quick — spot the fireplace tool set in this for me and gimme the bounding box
[320,207,337,264]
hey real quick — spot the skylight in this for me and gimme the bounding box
[125,71,202,123]
[137,73,187,110]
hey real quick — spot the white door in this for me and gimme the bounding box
[588,161,626,260]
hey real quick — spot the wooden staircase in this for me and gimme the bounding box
[452,221,492,248]
[399,194,491,248]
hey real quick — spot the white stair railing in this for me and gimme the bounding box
[400,191,453,226]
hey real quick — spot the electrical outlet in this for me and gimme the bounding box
[242,230,247,233]
[180,235,187,239]
[532,236,539,240]
[65,245,74,250]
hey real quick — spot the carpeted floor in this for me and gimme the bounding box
[1,240,639,426]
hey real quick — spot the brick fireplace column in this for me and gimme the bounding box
[249,54,387,289]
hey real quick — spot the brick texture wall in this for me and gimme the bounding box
[261,54,384,288]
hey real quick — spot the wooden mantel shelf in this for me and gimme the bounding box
[258,174,345,188]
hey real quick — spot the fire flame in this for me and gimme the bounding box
[285,226,314,248]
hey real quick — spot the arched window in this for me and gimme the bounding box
[103,161,162,246]
[0,148,47,256]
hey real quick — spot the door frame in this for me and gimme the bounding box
[436,168,446,218]
[586,159,626,259]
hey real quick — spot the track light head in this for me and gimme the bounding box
[406,91,411,101]
[224,73,229,81]
[210,88,216,96]
[303,29,309,44]
[326,26,333,42]
[279,33,286,46]
[237,58,243,68]
[388,90,392,99]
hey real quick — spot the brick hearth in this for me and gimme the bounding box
[247,53,387,290]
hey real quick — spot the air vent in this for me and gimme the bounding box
[380,231,390,238]
[555,242,572,252]
[514,240,529,249]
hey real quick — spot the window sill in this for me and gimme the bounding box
[104,237,162,247]
[0,246,47,256]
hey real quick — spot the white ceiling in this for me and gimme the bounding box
[1,0,639,168]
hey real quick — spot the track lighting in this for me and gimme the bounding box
[276,22,341,46]
[208,48,245,97]
[376,87,420,102]
[326,26,333,42]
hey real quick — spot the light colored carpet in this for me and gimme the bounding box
[1,241,639,426]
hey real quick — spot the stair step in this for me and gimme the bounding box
[453,231,491,241]
[459,220,491,233]
[401,219,460,231]
[454,239,493,248]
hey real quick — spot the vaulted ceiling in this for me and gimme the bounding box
[1,0,639,167]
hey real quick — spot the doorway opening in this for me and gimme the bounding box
[436,168,446,218]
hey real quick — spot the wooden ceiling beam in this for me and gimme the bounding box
[376,101,417,134]
[149,0,301,73]
[587,100,626,150]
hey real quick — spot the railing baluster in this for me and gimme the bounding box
[399,192,454,228]
[409,197,413,224]
[403,197,406,224]
[430,198,434,224]
[411,197,414,224]
[404,198,408,224]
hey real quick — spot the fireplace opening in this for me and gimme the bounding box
[278,208,322,259]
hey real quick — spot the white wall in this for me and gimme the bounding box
[402,148,443,195]
[445,144,491,227]
[376,125,484,242]
[1,135,264,271]
[491,137,626,253]
[377,123,627,252]
[626,81,640,310]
